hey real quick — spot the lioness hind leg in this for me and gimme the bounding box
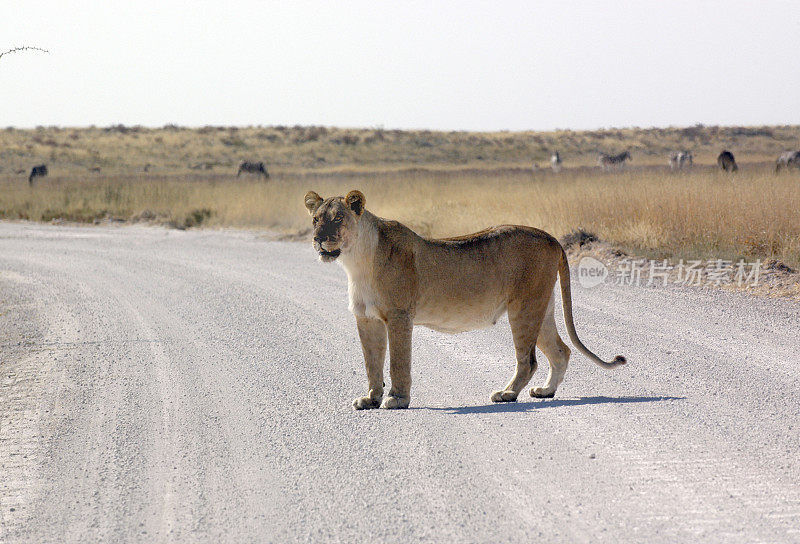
[491,351,537,403]
[491,297,548,403]
[530,296,570,399]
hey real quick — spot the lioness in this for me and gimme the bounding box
[304,190,626,410]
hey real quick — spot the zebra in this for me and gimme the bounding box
[237,160,269,179]
[775,151,800,173]
[598,151,631,170]
[717,150,738,172]
[550,150,562,173]
[28,164,47,185]
[669,151,693,170]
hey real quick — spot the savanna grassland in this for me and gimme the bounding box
[0,124,799,268]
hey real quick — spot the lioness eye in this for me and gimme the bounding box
[333,216,342,223]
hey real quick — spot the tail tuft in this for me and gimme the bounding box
[613,355,627,365]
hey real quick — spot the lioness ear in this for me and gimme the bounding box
[304,191,323,215]
[345,190,365,216]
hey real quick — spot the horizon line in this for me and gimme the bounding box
[4,122,800,133]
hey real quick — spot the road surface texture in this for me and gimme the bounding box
[1,222,799,543]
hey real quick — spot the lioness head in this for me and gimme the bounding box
[304,190,366,262]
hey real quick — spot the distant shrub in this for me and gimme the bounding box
[292,126,328,144]
[341,134,360,145]
[220,137,246,147]
[181,208,213,229]
[727,127,774,138]
[104,124,132,134]
[561,229,599,249]
[40,208,108,223]
[257,132,281,142]
[764,259,794,273]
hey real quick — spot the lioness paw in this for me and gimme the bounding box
[530,387,556,399]
[380,395,410,409]
[490,390,518,403]
[352,396,381,410]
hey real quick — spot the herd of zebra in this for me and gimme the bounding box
[17,151,800,186]
[539,149,800,174]
[22,160,271,185]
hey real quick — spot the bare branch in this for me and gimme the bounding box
[0,46,50,61]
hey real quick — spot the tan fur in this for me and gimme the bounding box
[304,190,626,410]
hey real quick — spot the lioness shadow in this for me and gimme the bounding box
[420,395,684,415]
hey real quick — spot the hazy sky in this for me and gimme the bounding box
[2,1,799,131]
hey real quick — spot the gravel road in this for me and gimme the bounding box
[1,222,799,543]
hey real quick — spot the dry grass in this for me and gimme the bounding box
[2,123,798,268]
[305,166,800,269]
[2,124,798,175]
[2,163,798,268]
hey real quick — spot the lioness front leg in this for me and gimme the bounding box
[382,310,413,409]
[353,316,386,410]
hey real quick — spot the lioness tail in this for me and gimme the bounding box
[557,248,627,368]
